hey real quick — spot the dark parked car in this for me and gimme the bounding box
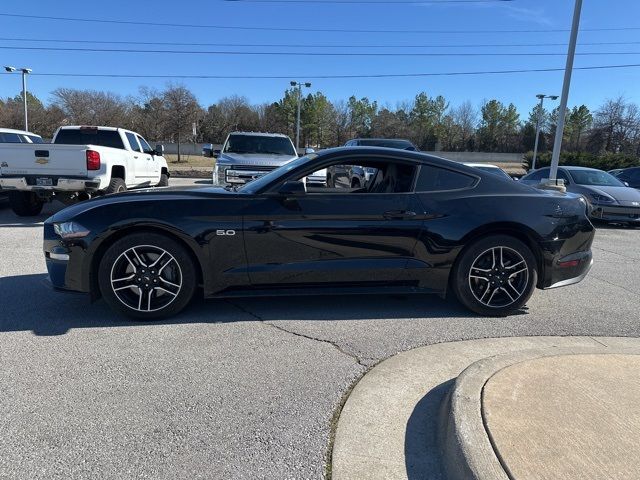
[610,167,640,190]
[521,166,640,225]
[44,147,594,319]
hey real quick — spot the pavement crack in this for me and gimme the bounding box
[224,299,366,367]
[590,274,640,299]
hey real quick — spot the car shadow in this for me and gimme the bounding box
[0,273,506,336]
[404,379,453,480]
[0,200,66,227]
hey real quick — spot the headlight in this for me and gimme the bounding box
[588,193,615,204]
[54,221,90,239]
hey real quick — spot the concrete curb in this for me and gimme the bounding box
[330,336,640,480]
[440,345,640,480]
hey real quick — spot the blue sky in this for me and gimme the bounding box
[1,0,640,117]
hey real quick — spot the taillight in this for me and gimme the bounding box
[86,150,101,170]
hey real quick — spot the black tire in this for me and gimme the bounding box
[105,177,127,194]
[158,173,169,187]
[9,191,44,217]
[98,232,197,320]
[451,235,537,317]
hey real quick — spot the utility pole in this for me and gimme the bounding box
[4,66,32,131]
[547,0,583,185]
[290,81,312,151]
[531,94,558,171]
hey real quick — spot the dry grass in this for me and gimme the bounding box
[165,154,214,168]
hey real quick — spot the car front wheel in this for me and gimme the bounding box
[451,235,537,316]
[98,232,197,319]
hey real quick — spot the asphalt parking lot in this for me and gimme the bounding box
[1,182,639,480]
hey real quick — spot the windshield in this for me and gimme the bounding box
[239,154,317,193]
[569,170,626,187]
[223,134,296,156]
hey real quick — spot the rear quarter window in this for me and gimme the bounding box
[54,129,125,149]
[416,165,476,192]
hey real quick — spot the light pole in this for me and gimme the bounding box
[4,66,32,132]
[546,0,583,185]
[531,94,558,171]
[290,81,312,151]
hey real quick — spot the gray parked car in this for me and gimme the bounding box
[520,166,640,225]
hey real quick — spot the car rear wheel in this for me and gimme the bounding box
[98,233,197,320]
[105,178,127,194]
[158,173,169,187]
[9,191,44,217]
[451,235,537,316]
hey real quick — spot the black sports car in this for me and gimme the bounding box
[44,147,595,319]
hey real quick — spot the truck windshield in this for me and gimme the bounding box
[55,129,125,149]
[223,135,296,156]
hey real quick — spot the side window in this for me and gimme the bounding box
[630,169,640,181]
[26,135,44,144]
[137,136,152,153]
[415,165,476,192]
[0,132,24,143]
[126,132,141,152]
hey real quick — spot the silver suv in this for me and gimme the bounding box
[213,132,299,187]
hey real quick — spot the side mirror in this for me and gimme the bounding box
[305,147,315,155]
[278,180,306,195]
[154,144,165,156]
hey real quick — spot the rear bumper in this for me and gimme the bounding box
[544,250,593,290]
[0,176,101,192]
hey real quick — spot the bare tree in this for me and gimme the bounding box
[161,84,201,162]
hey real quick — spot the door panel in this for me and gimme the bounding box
[242,193,426,286]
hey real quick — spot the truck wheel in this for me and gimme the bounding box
[158,173,169,187]
[9,191,44,217]
[105,178,127,194]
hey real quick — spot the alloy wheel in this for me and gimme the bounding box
[468,246,529,309]
[109,245,183,312]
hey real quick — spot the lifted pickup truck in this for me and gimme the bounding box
[0,126,169,216]
[213,131,319,187]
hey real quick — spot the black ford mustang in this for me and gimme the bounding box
[44,147,595,319]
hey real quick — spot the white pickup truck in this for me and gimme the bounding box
[0,126,169,216]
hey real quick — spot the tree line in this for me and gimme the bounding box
[1,85,639,159]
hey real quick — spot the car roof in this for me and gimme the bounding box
[228,131,290,138]
[463,163,501,169]
[59,125,120,132]
[352,138,413,142]
[0,127,41,136]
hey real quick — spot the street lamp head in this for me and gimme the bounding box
[550,96,559,100]
[290,81,297,87]
[4,66,16,73]
[304,82,312,88]
[20,68,32,74]
[536,94,546,99]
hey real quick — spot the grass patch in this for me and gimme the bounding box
[166,154,214,168]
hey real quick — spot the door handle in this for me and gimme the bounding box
[383,210,417,220]
[133,155,139,159]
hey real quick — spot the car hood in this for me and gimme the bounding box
[569,184,640,205]
[217,152,298,167]
[47,186,238,223]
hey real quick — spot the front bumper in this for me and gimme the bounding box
[43,223,90,293]
[590,204,640,223]
[0,176,101,192]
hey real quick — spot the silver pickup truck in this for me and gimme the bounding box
[213,132,321,187]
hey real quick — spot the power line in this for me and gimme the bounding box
[3,45,640,57]
[1,12,639,34]
[2,36,640,49]
[6,63,639,79]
